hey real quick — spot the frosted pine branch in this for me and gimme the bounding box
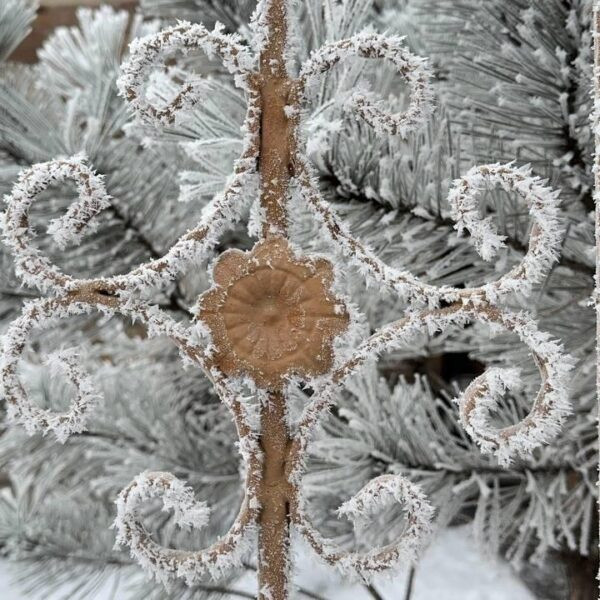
[0,0,36,61]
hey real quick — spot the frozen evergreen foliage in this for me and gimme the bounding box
[0,0,36,62]
[0,0,595,599]
[141,0,256,31]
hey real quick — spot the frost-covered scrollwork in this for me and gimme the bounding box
[1,299,102,441]
[322,304,572,466]
[114,469,260,585]
[0,1,573,599]
[0,153,262,577]
[2,155,110,293]
[293,117,572,468]
[298,159,565,305]
[448,163,564,296]
[299,32,434,138]
[117,21,255,126]
[291,474,434,578]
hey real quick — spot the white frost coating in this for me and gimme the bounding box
[295,155,449,306]
[118,21,255,126]
[113,428,260,585]
[43,349,101,442]
[113,165,258,294]
[107,330,262,587]
[297,155,565,306]
[0,292,209,443]
[454,313,574,466]
[104,82,262,294]
[115,471,211,533]
[109,374,261,588]
[292,304,572,475]
[299,32,434,138]
[1,156,110,293]
[249,0,300,79]
[448,163,564,291]
[454,368,522,464]
[249,0,270,55]
[292,474,434,579]
[339,474,434,554]
[0,299,101,441]
[114,471,236,585]
[3,139,258,295]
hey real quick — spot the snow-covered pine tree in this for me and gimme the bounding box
[0,1,594,599]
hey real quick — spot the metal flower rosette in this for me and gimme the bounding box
[0,1,572,598]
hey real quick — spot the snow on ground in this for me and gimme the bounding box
[0,526,533,599]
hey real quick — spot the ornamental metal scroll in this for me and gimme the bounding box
[0,1,573,599]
